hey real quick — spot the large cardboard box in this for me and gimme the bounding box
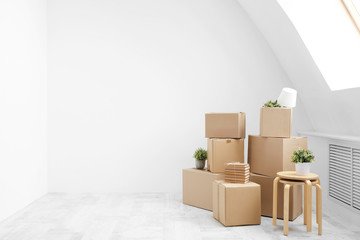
[250,173,302,220]
[207,138,244,173]
[213,180,261,226]
[248,135,307,177]
[205,113,246,139]
[260,107,292,138]
[182,169,224,211]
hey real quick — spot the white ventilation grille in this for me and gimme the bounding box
[329,144,352,205]
[353,148,360,210]
[329,144,360,210]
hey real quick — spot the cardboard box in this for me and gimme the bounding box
[205,113,246,139]
[182,169,224,211]
[260,107,292,138]
[248,135,307,177]
[250,173,302,220]
[213,180,261,226]
[207,138,244,173]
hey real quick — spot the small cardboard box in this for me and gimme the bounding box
[205,113,246,139]
[250,173,302,220]
[260,107,292,138]
[248,135,307,177]
[207,138,244,173]
[213,180,261,226]
[182,169,224,211]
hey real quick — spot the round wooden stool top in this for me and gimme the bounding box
[277,171,318,181]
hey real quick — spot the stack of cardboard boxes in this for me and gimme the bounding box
[248,106,307,220]
[183,113,261,226]
[206,113,246,172]
[182,113,246,211]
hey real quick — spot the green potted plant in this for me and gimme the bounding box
[193,148,207,169]
[291,148,315,176]
[263,100,282,108]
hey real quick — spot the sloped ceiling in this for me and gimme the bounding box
[238,0,360,136]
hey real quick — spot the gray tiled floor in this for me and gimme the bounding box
[0,193,358,240]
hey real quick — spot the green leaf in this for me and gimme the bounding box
[263,100,282,108]
[291,148,315,163]
[193,148,207,161]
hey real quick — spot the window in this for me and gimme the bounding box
[342,0,360,33]
[277,0,360,91]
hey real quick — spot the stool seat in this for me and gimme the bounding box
[277,171,318,181]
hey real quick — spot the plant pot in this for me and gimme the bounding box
[195,160,206,169]
[295,162,311,176]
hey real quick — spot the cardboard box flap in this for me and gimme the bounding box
[219,183,226,224]
[213,181,220,220]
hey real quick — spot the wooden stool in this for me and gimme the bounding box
[272,171,322,236]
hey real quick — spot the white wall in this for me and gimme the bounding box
[0,0,47,221]
[238,0,360,226]
[305,136,360,230]
[47,0,312,192]
[238,0,360,136]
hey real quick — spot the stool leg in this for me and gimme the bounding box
[304,184,307,225]
[316,184,322,235]
[273,177,280,226]
[316,177,320,224]
[306,180,312,232]
[316,183,318,224]
[284,184,290,236]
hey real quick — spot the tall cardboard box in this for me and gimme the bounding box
[205,113,246,139]
[207,139,244,173]
[250,173,302,220]
[248,135,307,177]
[182,169,224,211]
[260,107,292,138]
[213,180,261,226]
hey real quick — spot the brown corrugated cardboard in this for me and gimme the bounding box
[224,163,250,183]
[248,135,307,177]
[260,107,292,138]
[213,181,221,220]
[250,173,302,220]
[182,169,224,211]
[207,139,244,173]
[213,180,261,226]
[205,113,246,139]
